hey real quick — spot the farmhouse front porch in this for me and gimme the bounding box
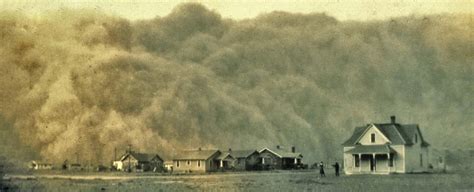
[346,145,396,174]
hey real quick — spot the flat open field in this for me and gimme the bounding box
[2,171,473,192]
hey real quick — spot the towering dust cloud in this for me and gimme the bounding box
[0,3,472,164]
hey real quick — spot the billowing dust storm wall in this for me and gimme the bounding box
[0,3,472,164]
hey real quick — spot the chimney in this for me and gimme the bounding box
[228,148,232,152]
[291,146,296,153]
[390,116,396,124]
[276,145,280,149]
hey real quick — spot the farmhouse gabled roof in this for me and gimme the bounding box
[342,126,366,146]
[400,124,430,147]
[342,123,430,147]
[173,150,220,160]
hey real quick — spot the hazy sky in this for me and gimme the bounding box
[0,0,472,163]
[1,0,472,21]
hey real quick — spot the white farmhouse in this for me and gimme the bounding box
[342,116,430,174]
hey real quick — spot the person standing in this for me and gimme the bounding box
[332,162,340,176]
[319,161,325,177]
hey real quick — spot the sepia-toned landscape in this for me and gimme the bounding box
[2,171,474,192]
[0,0,472,191]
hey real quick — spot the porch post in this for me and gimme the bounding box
[387,153,391,172]
[394,154,396,172]
[262,157,265,164]
[352,154,355,172]
[220,160,223,168]
[358,154,361,172]
[294,158,297,164]
[372,153,376,172]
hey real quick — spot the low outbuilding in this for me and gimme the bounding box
[228,149,260,171]
[118,151,164,172]
[258,146,303,170]
[173,149,221,173]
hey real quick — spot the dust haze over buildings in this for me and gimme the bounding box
[0,3,472,165]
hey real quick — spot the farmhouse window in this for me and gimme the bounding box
[177,161,180,167]
[198,161,201,167]
[371,133,375,143]
[187,161,190,165]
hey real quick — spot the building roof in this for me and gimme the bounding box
[342,123,430,147]
[120,152,163,162]
[215,152,235,161]
[259,147,303,159]
[173,150,220,160]
[376,124,406,144]
[399,124,430,147]
[228,150,259,158]
[345,145,395,154]
[342,126,366,146]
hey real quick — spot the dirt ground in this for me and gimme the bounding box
[2,170,473,192]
